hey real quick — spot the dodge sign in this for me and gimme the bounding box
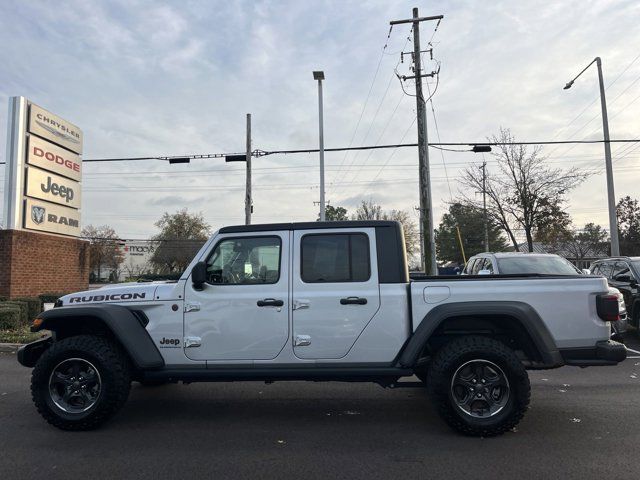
[27,135,82,182]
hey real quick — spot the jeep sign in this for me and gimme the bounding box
[27,135,82,182]
[28,103,83,154]
[25,165,81,209]
[23,198,81,236]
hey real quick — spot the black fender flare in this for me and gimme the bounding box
[21,304,164,370]
[396,301,563,368]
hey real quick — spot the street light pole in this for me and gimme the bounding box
[313,71,326,221]
[564,57,619,256]
[481,161,489,252]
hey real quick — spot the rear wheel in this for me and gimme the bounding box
[427,336,530,437]
[31,335,131,430]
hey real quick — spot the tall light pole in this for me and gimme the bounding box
[564,57,619,256]
[313,71,326,221]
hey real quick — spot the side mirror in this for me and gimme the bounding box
[582,269,591,275]
[192,261,207,290]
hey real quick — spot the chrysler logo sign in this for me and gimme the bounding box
[28,103,83,154]
[35,118,81,145]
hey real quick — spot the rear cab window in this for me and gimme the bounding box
[301,233,370,283]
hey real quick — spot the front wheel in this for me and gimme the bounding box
[427,336,530,437]
[31,335,131,430]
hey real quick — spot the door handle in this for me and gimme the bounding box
[340,297,367,305]
[257,298,284,307]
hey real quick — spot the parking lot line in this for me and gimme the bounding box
[626,347,640,355]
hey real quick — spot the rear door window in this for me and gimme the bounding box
[301,233,370,283]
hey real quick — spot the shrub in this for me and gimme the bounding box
[12,297,42,320]
[0,307,22,330]
[39,293,66,304]
[0,296,7,302]
[1,301,29,325]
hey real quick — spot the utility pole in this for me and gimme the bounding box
[313,71,326,221]
[391,8,443,275]
[481,161,489,252]
[245,113,252,225]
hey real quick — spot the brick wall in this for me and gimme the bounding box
[0,229,90,299]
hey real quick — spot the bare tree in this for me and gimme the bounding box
[81,225,125,281]
[459,128,587,252]
[352,200,419,256]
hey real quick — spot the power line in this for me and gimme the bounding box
[326,24,401,195]
[2,139,640,167]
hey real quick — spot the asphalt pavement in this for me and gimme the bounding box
[1,336,640,480]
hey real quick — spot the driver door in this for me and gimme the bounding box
[183,232,289,361]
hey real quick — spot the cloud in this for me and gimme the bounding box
[1,0,640,238]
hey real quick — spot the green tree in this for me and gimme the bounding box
[81,225,124,282]
[352,200,419,256]
[533,199,573,246]
[435,203,508,264]
[319,205,349,221]
[150,209,210,274]
[558,223,609,261]
[617,196,640,255]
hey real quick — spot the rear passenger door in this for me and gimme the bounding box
[291,228,381,359]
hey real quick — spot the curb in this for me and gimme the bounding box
[0,343,22,353]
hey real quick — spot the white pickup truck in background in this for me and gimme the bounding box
[18,221,626,436]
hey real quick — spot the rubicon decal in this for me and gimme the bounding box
[68,293,147,303]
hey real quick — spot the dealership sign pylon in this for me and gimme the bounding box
[3,96,83,236]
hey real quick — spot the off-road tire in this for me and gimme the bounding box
[31,335,131,431]
[427,336,530,437]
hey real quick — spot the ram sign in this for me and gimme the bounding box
[3,96,83,237]
[23,198,81,236]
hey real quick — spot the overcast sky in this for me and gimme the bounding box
[1,0,639,239]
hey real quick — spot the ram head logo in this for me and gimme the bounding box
[31,206,46,225]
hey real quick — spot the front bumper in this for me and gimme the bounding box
[17,337,52,368]
[560,340,627,366]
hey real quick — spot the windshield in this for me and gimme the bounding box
[496,256,581,275]
[632,261,640,273]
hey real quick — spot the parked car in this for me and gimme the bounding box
[463,252,628,334]
[590,257,640,331]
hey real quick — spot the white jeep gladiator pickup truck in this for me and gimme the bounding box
[18,221,626,436]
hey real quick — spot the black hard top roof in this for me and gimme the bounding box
[219,220,399,234]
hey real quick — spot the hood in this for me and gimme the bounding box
[60,282,174,306]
